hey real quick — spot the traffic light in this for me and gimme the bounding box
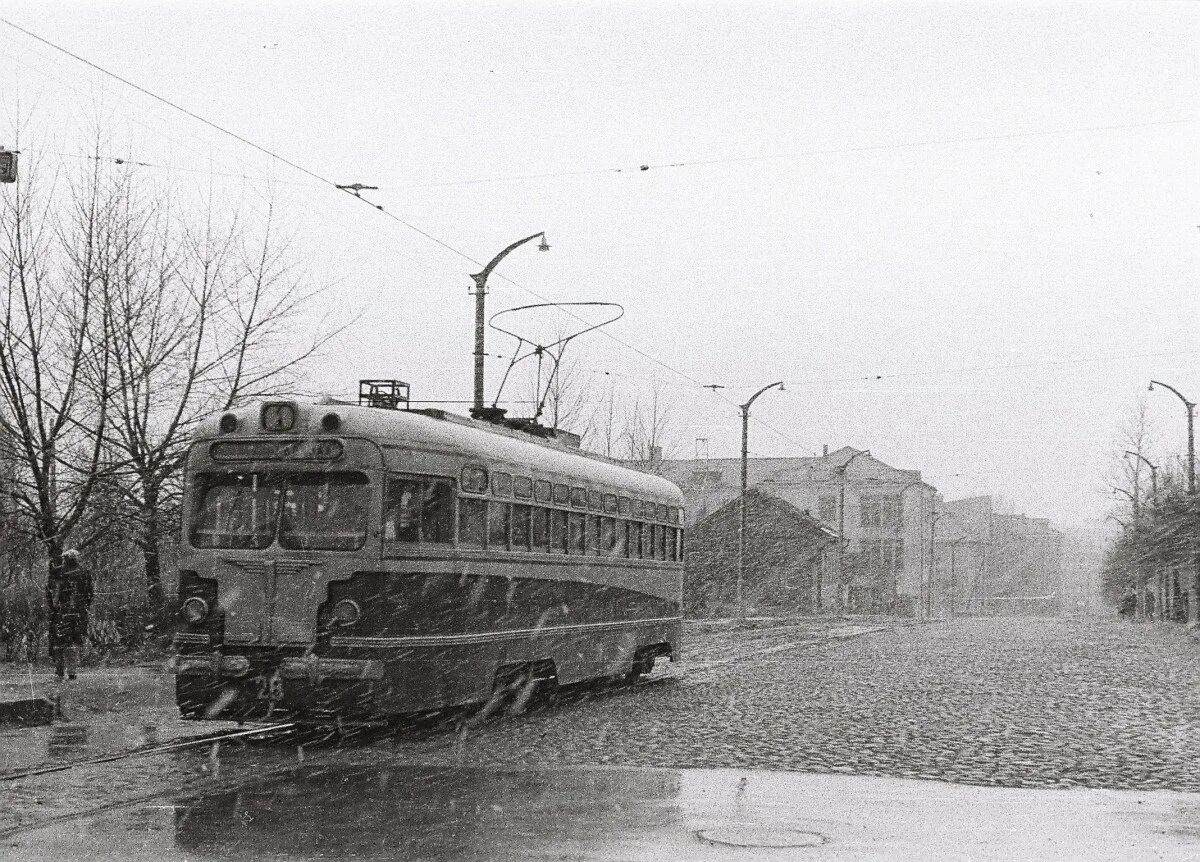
[0,148,16,184]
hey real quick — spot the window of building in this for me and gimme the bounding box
[817,495,837,525]
[860,496,902,530]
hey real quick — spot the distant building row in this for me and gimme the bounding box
[652,448,1063,617]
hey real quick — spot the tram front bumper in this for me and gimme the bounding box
[171,653,385,682]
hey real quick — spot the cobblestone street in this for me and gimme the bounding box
[431,617,1200,792]
[4,616,1199,844]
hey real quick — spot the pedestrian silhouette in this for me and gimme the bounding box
[47,549,93,680]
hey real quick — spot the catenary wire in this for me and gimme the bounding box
[0,17,819,449]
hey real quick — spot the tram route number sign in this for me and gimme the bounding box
[257,671,285,703]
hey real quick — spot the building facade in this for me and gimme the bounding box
[685,489,836,616]
[936,496,1064,615]
[657,447,937,614]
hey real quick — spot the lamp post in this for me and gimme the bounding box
[469,232,549,419]
[948,537,966,616]
[896,479,927,615]
[835,449,871,613]
[1149,380,1197,624]
[1149,381,1194,492]
[928,508,945,618]
[737,380,785,619]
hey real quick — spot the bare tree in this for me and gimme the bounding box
[102,187,336,611]
[620,383,675,472]
[0,141,114,585]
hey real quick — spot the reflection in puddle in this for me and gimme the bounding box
[173,764,682,860]
[46,723,89,759]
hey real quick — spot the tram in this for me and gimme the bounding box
[172,387,684,722]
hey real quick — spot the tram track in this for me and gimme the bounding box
[0,622,895,839]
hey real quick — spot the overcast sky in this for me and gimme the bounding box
[3,1,1197,529]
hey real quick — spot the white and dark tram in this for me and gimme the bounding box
[172,388,684,721]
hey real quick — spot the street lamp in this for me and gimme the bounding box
[835,449,871,613]
[1149,381,1194,493]
[948,537,966,616]
[469,233,550,419]
[1149,380,1198,624]
[929,508,945,618]
[1123,451,1158,505]
[737,380,785,619]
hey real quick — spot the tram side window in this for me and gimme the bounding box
[459,498,487,548]
[512,504,532,551]
[648,524,659,560]
[568,512,585,554]
[600,517,616,556]
[587,515,601,555]
[667,527,678,562]
[384,476,455,544]
[624,521,638,559]
[488,501,511,550]
[531,507,550,552]
[658,523,668,560]
[549,509,568,553]
[612,519,627,557]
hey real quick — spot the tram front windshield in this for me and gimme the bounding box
[190,471,370,551]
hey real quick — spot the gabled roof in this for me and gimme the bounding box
[695,487,839,541]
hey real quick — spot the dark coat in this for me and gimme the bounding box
[47,560,94,648]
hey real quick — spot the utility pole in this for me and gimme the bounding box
[469,233,549,419]
[1149,380,1197,623]
[948,537,966,616]
[835,449,871,613]
[737,381,785,619]
[1126,450,1160,620]
[928,508,944,618]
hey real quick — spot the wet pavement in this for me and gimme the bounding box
[4,762,1200,861]
[4,617,1199,858]
[0,665,226,777]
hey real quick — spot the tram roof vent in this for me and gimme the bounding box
[358,379,410,410]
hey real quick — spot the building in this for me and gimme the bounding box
[657,447,938,614]
[936,496,1064,615]
[685,488,836,616]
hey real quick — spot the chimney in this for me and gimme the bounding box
[650,445,663,463]
[822,444,829,457]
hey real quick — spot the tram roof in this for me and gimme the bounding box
[197,400,684,503]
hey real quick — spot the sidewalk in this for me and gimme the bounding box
[0,662,227,777]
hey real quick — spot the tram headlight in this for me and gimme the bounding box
[331,599,361,626]
[181,597,210,624]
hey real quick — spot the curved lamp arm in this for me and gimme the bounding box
[471,232,547,288]
[741,381,785,411]
[1149,380,1195,409]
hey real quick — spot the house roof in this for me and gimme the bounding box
[695,487,839,541]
